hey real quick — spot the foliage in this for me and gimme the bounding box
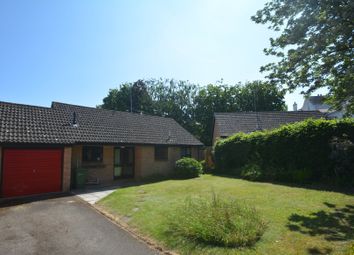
[240,164,262,181]
[168,193,267,247]
[252,0,354,114]
[194,80,286,144]
[214,118,354,186]
[200,159,214,174]
[100,79,286,145]
[175,157,203,178]
[147,78,199,134]
[101,80,154,114]
[329,135,354,186]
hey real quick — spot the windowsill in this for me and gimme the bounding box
[82,162,105,168]
[154,159,169,162]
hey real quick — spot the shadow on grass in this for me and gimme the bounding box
[287,202,354,242]
[211,173,354,195]
[307,247,333,255]
[111,174,204,190]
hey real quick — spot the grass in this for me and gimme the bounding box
[98,175,354,255]
[168,193,267,247]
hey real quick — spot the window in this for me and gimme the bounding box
[180,146,192,158]
[82,146,103,162]
[154,146,168,161]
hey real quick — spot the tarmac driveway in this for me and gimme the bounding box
[0,195,156,255]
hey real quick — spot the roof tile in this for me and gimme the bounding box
[0,101,203,146]
[214,111,325,136]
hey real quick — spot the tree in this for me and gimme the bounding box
[252,0,354,114]
[194,81,285,145]
[101,80,153,114]
[147,78,198,133]
[100,79,285,145]
[238,81,286,112]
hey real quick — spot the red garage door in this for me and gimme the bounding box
[2,149,63,198]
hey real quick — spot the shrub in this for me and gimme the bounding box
[175,158,203,178]
[214,118,354,186]
[168,193,267,247]
[200,159,214,174]
[240,164,262,181]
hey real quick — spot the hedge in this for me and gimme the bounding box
[175,157,203,178]
[214,118,354,186]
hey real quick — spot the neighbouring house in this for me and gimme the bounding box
[0,101,203,198]
[300,95,331,113]
[300,95,353,119]
[212,111,324,145]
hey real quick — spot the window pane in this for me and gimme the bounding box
[82,146,103,162]
[181,146,192,158]
[128,148,134,164]
[114,166,122,177]
[114,149,120,165]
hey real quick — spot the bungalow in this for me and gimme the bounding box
[0,101,203,198]
[212,111,324,145]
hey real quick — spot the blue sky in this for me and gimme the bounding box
[0,0,320,110]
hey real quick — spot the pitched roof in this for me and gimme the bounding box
[301,95,330,112]
[0,101,203,146]
[214,111,325,137]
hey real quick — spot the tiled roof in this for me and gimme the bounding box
[0,101,203,146]
[214,111,325,136]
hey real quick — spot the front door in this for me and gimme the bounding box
[114,147,134,178]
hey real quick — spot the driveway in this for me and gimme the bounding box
[0,195,156,255]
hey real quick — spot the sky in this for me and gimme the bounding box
[0,0,323,110]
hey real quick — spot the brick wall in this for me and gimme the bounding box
[0,146,2,184]
[135,145,181,178]
[212,121,221,145]
[71,145,201,181]
[71,145,114,184]
[62,147,72,192]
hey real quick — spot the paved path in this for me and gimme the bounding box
[0,196,156,255]
[73,186,119,204]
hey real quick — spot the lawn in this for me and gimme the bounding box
[98,175,354,255]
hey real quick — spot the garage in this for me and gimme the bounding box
[1,148,63,198]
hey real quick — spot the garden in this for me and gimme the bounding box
[98,119,354,254]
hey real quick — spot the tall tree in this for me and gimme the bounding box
[100,79,285,145]
[147,78,198,133]
[101,80,153,114]
[252,0,354,114]
[238,81,286,111]
[194,81,285,145]
[194,84,239,145]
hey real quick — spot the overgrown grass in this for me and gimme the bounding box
[98,175,354,255]
[168,193,267,247]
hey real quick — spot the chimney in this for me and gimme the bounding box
[72,112,79,127]
[293,102,298,111]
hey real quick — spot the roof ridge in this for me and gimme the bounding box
[52,101,175,120]
[0,100,52,110]
[214,111,323,115]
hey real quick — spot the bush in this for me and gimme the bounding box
[175,158,203,178]
[200,160,214,174]
[168,193,267,247]
[241,164,262,181]
[214,118,354,186]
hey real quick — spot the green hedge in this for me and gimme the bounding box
[214,118,354,186]
[175,157,203,178]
